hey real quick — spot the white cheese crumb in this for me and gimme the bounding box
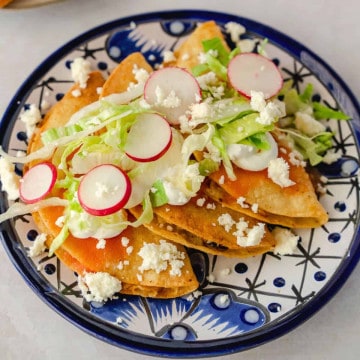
[162,50,177,63]
[121,237,130,247]
[206,203,216,210]
[217,213,236,232]
[126,246,133,255]
[238,38,257,52]
[224,21,246,43]
[218,175,225,185]
[117,261,124,270]
[189,102,212,120]
[96,87,103,95]
[196,71,218,90]
[28,233,47,257]
[0,157,20,200]
[268,158,295,188]
[155,86,181,108]
[237,223,265,247]
[317,182,327,195]
[96,238,106,250]
[196,197,206,207]
[71,89,82,98]
[251,203,259,214]
[132,64,150,84]
[273,227,299,255]
[289,150,306,167]
[250,90,266,112]
[320,175,328,184]
[207,273,215,283]
[19,104,42,138]
[70,57,92,89]
[198,51,207,64]
[78,272,122,303]
[236,196,249,209]
[137,240,185,276]
[257,100,286,125]
[295,112,326,137]
[322,149,342,164]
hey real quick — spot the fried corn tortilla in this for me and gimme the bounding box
[33,206,198,298]
[28,69,199,299]
[173,21,328,229]
[26,20,328,300]
[200,138,329,229]
[100,52,153,97]
[172,20,230,69]
[130,188,275,258]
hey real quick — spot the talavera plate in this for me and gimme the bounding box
[0,10,359,358]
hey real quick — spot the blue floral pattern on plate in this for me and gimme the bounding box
[0,10,360,358]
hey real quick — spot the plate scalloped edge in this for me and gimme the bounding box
[1,10,360,358]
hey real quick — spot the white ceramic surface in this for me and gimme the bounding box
[0,1,359,359]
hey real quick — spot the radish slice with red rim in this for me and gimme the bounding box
[125,113,172,162]
[228,53,283,99]
[78,164,131,216]
[20,162,57,204]
[144,67,201,125]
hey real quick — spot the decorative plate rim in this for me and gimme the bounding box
[1,9,360,358]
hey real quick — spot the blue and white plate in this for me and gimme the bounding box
[1,10,359,358]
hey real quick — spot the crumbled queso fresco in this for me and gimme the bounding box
[137,239,185,276]
[70,57,92,89]
[19,103,42,138]
[267,157,295,188]
[217,213,265,247]
[0,157,20,200]
[78,272,122,303]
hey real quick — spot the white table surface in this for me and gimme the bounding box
[0,1,359,359]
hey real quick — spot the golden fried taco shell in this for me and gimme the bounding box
[173,21,328,229]
[202,144,328,229]
[34,206,198,298]
[28,66,199,298]
[130,189,275,258]
[172,20,230,69]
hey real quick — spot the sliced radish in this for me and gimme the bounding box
[144,67,201,125]
[125,113,172,162]
[228,53,283,99]
[20,162,57,204]
[78,164,131,216]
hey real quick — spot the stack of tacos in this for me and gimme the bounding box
[4,21,330,300]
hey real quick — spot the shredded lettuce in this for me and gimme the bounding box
[49,223,69,256]
[278,81,350,164]
[149,180,168,207]
[192,37,234,80]
[211,130,236,180]
[217,112,275,145]
[313,102,350,120]
[198,157,219,176]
